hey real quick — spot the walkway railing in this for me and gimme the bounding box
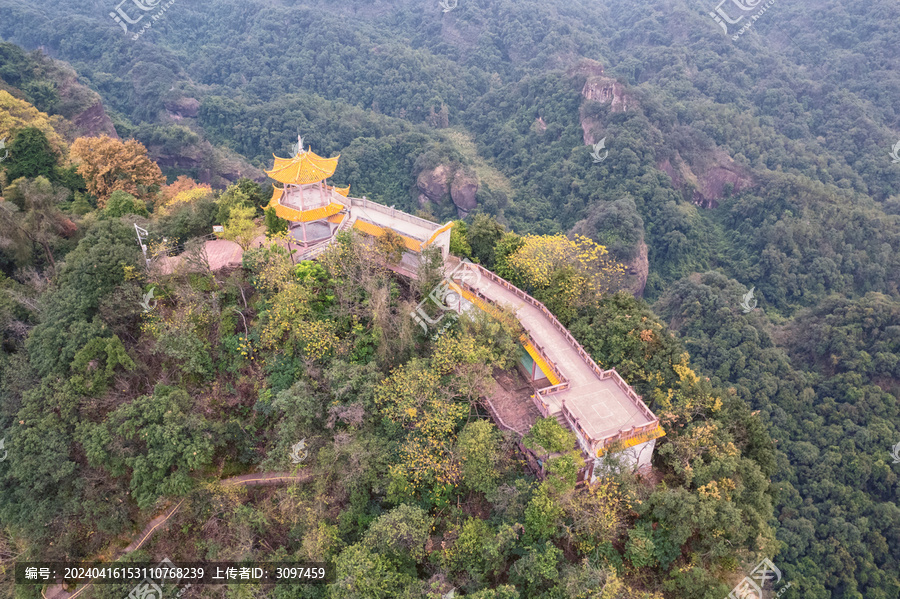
[348,197,444,233]
[454,260,661,455]
[458,261,657,422]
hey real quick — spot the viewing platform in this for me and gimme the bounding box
[450,259,664,466]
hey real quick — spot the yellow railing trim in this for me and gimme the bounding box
[351,220,423,252]
[424,221,454,247]
[596,424,665,456]
[521,338,562,386]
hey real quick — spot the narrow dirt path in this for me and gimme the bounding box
[41,472,311,599]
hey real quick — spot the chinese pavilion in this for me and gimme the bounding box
[265,137,351,246]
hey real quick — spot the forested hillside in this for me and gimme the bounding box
[1,0,899,597]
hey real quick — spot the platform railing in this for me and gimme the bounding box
[457,261,659,423]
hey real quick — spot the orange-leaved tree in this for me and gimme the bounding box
[70,135,164,207]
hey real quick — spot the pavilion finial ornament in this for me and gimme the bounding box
[291,135,305,157]
[440,0,458,13]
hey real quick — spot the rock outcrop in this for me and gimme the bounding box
[569,59,634,146]
[450,172,478,216]
[164,97,201,120]
[571,59,634,113]
[70,100,118,139]
[623,241,649,298]
[417,165,451,207]
[148,140,265,187]
[658,151,752,209]
[48,62,118,139]
[417,165,479,217]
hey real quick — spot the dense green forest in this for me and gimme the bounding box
[1,0,899,597]
[0,124,774,599]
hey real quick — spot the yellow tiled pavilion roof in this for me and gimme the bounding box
[265,149,340,185]
[267,184,350,223]
[521,337,562,385]
[270,199,344,223]
[596,424,666,456]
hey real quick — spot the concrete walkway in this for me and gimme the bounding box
[455,261,658,452]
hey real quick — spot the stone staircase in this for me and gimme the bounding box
[553,411,573,433]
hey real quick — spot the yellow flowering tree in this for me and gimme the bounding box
[502,234,626,323]
[376,334,500,503]
[158,186,214,215]
[562,479,633,554]
[70,135,164,205]
[259,284,339,361]
[222,204,259,250]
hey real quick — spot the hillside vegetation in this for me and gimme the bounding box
[1,0,899,597]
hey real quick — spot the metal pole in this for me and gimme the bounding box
[134,223,150,267]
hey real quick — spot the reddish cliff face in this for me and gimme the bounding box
[70,100,118,139]
[582,78,632,113]
[572,59,633,113]
[47,64,118,139]
[658,151,753,209]
[570,59,634,144]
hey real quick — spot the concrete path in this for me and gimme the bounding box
[457,262,657,445]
